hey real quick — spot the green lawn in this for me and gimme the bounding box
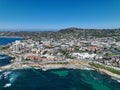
[90,63,120,75]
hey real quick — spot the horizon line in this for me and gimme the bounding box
[0,27,120,31]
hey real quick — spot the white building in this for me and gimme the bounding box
[10,40,25,53]
[72,52,96,60]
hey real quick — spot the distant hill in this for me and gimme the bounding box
[0,27,120,40]
[58,27,120,37]
[59,27,83,33]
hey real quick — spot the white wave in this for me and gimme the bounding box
[3,83,11,88]
[9,77,14,82]
[35,67,40,70]
[42,68,47,71]
[82,67,94,70]
[0,71,12,80]
[111,77,120,83]
[117,80,120,83]
[2,72,21,88]
[3,71,12,79]
[90,73,98,80]
[0,75,2,79]
[9,73,20,83]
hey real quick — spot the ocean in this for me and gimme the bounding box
[0,54,12,66]
[0,37,23,46]
[0,37,120,90]
[0,68,120,90]
[0,37,23,66]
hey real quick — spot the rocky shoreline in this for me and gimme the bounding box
[0,61,120,81]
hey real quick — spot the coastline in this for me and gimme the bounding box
[0,36,24,39]
[90,65,120,80]
[0,60,120,81]
[0,61,91,70]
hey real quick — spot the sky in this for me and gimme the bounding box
[0,0,120,30]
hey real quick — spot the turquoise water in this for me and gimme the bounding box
[0,37,120,90]
[0,68,120,90]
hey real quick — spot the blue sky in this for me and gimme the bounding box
[0,0,120,30]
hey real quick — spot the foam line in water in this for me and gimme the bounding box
[89,72,98,80]
[111,77,120,83]
[0,74,2,79]
[9,72,20,84]
[3,71,12,79]
[3,83,11,88]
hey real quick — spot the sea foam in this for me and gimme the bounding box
[111,77,120,83]
[3,83,11,88]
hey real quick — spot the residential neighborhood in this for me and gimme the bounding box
[6,30,120,68]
